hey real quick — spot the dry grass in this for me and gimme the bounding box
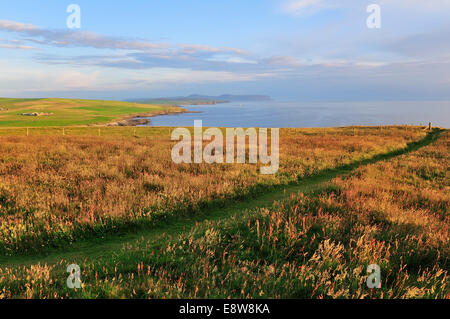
[0,128,447,299]
[0,127,425,255]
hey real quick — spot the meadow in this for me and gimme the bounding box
[0,123,447,298]
[0,126,425,255]
[0,98,183,127]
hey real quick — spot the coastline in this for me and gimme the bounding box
[102,106,192,127]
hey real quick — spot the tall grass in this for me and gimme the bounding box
[0,128,446,298]
[0,127,425,255]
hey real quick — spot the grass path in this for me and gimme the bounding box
[0,129,443,268]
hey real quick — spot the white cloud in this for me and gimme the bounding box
[131,68,270,85]
[261,55,303,67]
[0,37,39,50]
[281,0,328,15]
[0,19,259,75]
[0,65,100,93]
[281,0,450,15]
[379,0,450,11]
[0,44,37,50]
[0,58,271,95]
[0,20,248,56]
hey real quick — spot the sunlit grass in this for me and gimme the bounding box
[1,126,447,299]
[0,126,425,255]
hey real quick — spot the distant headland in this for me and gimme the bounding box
[126,94,272,105]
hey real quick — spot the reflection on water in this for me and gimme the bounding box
[141,101,450,128]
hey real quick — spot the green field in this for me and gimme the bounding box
[0,98,183,127]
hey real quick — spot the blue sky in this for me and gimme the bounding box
[0,0,449,101]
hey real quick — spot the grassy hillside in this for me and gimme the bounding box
[0,98,183,127]
[0,126,447,298]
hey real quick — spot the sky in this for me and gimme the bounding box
[0,0,449,101]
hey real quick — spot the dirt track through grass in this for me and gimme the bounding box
[0,129,443,268]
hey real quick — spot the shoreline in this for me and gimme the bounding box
[102,106,194,127]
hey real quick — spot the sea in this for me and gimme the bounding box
[140,100,450,128]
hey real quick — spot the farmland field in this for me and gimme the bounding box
[0,98,183,127]
[0,123,447,299]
